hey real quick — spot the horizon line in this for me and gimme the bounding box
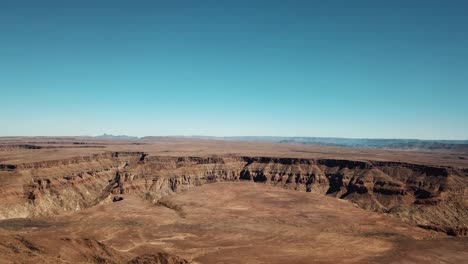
[1,135,467,142]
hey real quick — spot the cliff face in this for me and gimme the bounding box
[1,152,467,236]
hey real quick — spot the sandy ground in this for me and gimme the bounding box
[1,182,466,263]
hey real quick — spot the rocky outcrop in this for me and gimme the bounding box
[0,153,467,236]
[0,144,43,150]
[0,231,130,264]
[0,164,17,171]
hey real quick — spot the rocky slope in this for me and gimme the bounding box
[0,228,189,264]
[0,152,467,236]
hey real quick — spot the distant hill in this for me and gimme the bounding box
[95,133,139,140]
[116,135,468,151]
[273,137,468,150]
[159,136,468,151]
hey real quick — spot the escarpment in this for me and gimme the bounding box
[0,152,467,236]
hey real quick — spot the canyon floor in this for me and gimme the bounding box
[1,182,468,264]
[0,137,467,263]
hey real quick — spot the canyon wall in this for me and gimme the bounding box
[0,152,467,236]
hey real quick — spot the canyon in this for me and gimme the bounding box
[0,137,467,263]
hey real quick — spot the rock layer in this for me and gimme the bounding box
[1,152,467,236]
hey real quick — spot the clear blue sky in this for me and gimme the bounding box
[1,0,467,139]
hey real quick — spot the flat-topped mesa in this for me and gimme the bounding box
[0,153,467,236]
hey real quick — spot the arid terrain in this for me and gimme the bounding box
[0,137,467,263]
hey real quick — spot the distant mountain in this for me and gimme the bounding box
[95,133,139,140]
